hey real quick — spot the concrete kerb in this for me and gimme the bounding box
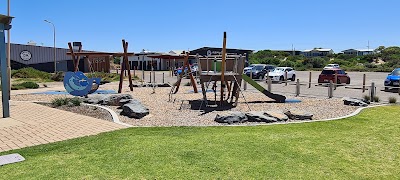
[83,103,133,127]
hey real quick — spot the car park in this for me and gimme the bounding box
[266,67,296,82]
[318,68,350,84]
[384,68,400,91]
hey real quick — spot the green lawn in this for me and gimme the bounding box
[1,106,400,179]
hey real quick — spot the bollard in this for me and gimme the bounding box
[370,82,375,102]
[153,70,156,83]
[328,80,333,98]
[334,71,338,90]
[133,66,136,77]
[244,81,247,91]
[308,72,312,88]
[285,71,288,86]
[296,79,300,96]
[267,76,272,92]
[162,72,165,83]
[362,74,366,93]
[149,72,152,83]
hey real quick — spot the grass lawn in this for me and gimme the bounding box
[1,106,399,179]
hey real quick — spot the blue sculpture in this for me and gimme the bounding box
[63,71,101,96]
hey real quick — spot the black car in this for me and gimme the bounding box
[245,64,275,80]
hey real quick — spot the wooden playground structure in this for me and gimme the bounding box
[66,39,135,93]
[170,32,248,107]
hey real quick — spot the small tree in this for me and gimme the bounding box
[113,57,121,64]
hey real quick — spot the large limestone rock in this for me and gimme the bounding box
[284,110,313,120]
[82,94,133,106]
[215,111,247,124]
[120,99,149,119]
[342,97,369,107]
[245,111,278,123]
[264,111,289,121]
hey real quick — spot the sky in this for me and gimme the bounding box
[1,0,399,53]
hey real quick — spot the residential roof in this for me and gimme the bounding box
[303,48,333,52]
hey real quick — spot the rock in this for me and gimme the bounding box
[82,94,133,106]
[120,99,149,119]
[342,97,369,107]
[264,111,289,121]
[156,83,171,87]
[245,111,278,123]
[215,111,247,124]
[119,99,133,106]
[284,110,313,120]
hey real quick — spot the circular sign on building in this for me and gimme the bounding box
[206,50,212,57]
[20,50,32,61]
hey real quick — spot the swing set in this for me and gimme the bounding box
[66,39,135,94]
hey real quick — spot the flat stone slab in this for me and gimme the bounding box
[264,111,289,121]
[284,110,314,120]
[0,154,25,166]
[246,111,278,123]
[342,97,369,107]
[215,111,247,124]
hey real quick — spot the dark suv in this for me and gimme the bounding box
[318,68,350,84]
[245,64,275,80]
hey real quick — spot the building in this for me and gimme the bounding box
[301,48,334,57]
[189,47,253,65]
[8,43,109,73]
[342,49,374,56]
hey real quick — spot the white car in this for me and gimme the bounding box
[324,64,340,69]
[265,67,296,82]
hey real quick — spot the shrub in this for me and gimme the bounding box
[373,96,380,102]
[11,81,39,90]
[51,71,65,81]
[363,95,371,102]
[51,97,82,107]
[184,82,191,86]
[389,97,397,104]
[11,67,51,79]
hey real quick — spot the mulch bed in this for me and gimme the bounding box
[39,103,113,122]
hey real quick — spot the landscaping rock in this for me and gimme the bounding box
[82,94,133,106]
[342,97,369,107]
[284,110,313,120]
[245,111,278,123]
[120,99,149,119]
[215,111,247,124]
[264,111,289,121]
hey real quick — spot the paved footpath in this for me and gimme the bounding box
[0,101,127,153]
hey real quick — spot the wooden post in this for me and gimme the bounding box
[133,66,136,77]
[296,79,300,97]
[362,74,366,93]
[285,71,288,86]
[220,32,227,104]
[370,82,375,101]
[308,71,312,88]
[162,72,165,83]
[123,40,133,91]
[267,76,272,92]
[185,52,198,93]
[328,80,333,98]
[149,72,152,83]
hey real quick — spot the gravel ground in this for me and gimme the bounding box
[10,83,361,127]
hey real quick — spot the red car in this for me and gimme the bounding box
[318,68,350,84]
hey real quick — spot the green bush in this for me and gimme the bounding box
[389,97,397,104]
[51,97,82,107]
[373,96,380,102]
[11,81,39,90]
[51,71,65,81]
[11,67,51,79]
[363,95,371,102]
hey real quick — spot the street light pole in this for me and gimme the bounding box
[44,20,56,73]
[7,0,11,99]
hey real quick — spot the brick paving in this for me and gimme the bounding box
[0,101,127,152]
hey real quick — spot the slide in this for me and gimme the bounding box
[242,74,286,103]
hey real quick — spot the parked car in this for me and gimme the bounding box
[243,64,258,74]
[324,64,340,69]
[245,64,269,80]
[266,67,296,82]
[318,68,350,84]
[384,68,400,91]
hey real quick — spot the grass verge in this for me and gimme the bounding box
[0,106,399,179]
